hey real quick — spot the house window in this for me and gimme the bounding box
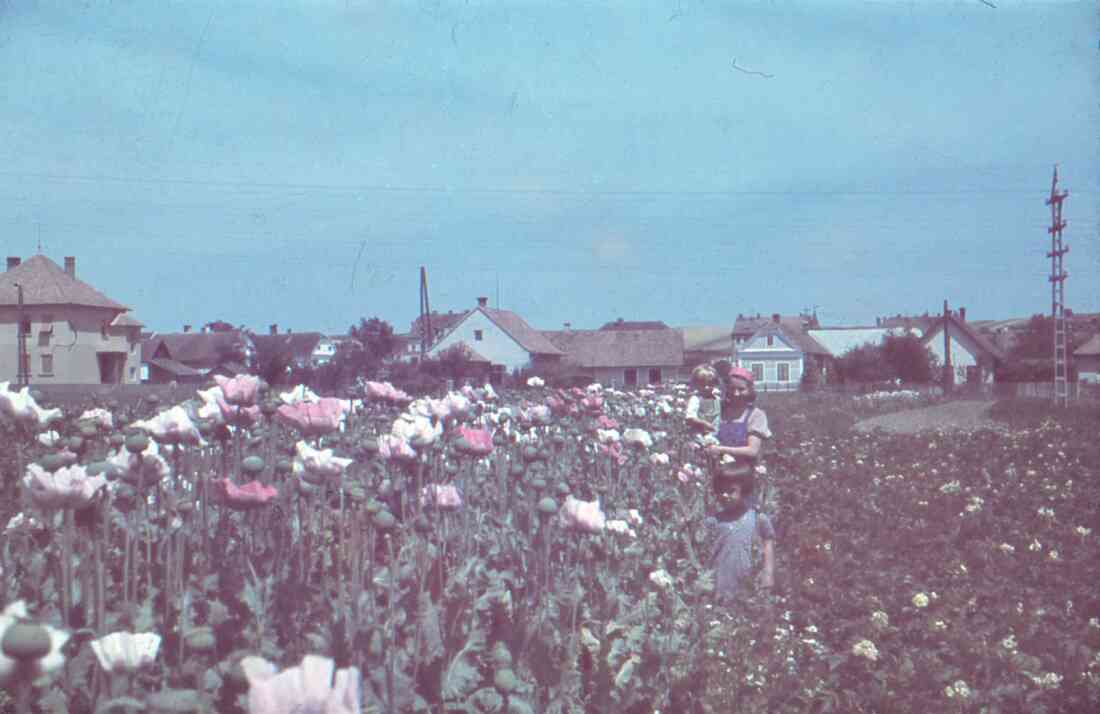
[624,368,638,387]
[777,363,790,382]
[474,330,484,341]
[766,335,774,347]
[38,328,52,347]
[40,354,53,375]
[751,363,764,382]
[648,368,662,384]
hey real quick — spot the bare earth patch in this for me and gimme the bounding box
[853,399,1001,434]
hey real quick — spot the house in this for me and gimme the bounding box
[680,326,735,368]
[734,314,830,391]
[0,255,143,384]
[407,310,469,360]
[542,327,684,387]
[876,313,938,336]
[250,328,328,370]
[425,297,564,379]
[142,327,254,384]
[1074,334,1100,384]
[732,312,818,351]
[920,308,1006,388]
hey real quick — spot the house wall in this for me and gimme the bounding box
[429,310,533,373]
[585,365,680,388]
[1077,355,1100,384]
[735,333,804,391]
[0,306,141,384]
[924,327,992,386]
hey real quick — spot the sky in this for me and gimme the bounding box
[0,0,1097,335]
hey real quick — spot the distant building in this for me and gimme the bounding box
[426,297,564,379]
[0,255,143,384]
[142,327,254,384]
[734,314,830,391]
[542,327,684,387]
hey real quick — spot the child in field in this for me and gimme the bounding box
[684,364,722,433]
[703,469,776,601]
[706,366,771,509]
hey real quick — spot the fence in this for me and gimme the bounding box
[993,381,1100,401]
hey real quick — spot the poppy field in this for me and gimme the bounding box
[0,377,1097,713]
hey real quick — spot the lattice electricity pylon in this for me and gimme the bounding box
[1046,165,1069,406]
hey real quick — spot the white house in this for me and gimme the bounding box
[1074,334,1100,384]
[427,297,564,377]
[734,314,830,391]
[921,312,1005,387]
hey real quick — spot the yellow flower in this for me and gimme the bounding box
[851,639,879,662]
[912,593,930,608]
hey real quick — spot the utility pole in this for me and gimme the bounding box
[1046,165,1069,406]
[14,283,28,386]
[419,267,432,362]
[942,299,952,394]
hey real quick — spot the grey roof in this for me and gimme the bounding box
[1074,334,1100,357]
[680,326,734,353]
[808,327,919,357]
[740,321,830,356]
[250,332,324,360]
[148,358,205,378]
[0,255,129,310]
[921,316,1008,363]
[479,307,564,355]
[142,330,252,367]
[599,320,670,331]
[542,328,684,368]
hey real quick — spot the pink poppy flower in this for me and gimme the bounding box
[221,479,279,510]
[455,425,494,456]
[558,495,606,533]
[581,396,604,414]
[241,654,361,714]
[23,463,107,510]
[601,442,627,466]
[276,399,346,437]
[545,396,567,416]
[378,434,417,462]
[214,374,262,407]
[420,484,463,511]
[597,415,620,430]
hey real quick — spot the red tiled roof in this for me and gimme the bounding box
[0,255,128,310]
[1073,334,1100,357]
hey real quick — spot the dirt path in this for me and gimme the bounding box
[853,399,1001,435]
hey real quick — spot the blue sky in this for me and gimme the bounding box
[1,0,1096,334]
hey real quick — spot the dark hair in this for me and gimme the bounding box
[713,469,755,499]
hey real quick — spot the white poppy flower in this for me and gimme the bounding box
[90,632,161,673]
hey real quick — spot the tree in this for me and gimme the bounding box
[835,334,937,385]
[340,317,400,381]
[421,344,475,384]
[1009,314,1053,360]
[881,333,938,384]
[250,339,296,386]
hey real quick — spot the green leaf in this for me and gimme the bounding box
[418,592,445,662]
[507,696,536,714]
[95,697,147,714]
[443,628,487,701]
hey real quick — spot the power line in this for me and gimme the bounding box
[0,169,1057,199]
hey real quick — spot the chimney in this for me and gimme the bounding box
[183,324,192,333]
[959,307,966,322]
[270,324,278,335]
[477,297,488,307]
[6,257,19,270]
[64,256,75,278]
[772,313,780,324]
